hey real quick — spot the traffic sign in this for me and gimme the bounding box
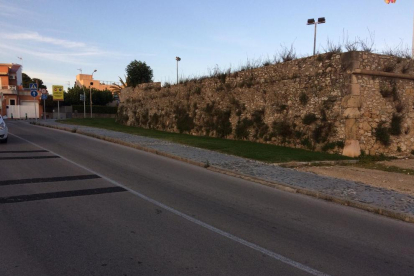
[41,89,47,94]
[80,94,85,101]
[31,90,38,97]
[41,94,48,100]
[52,85,64,101]
[29,83,38,90]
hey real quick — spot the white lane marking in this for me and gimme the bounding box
[10,132,331,276]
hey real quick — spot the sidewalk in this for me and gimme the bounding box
[33,120,414,223]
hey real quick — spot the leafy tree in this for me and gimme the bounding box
[64,86,113,106]
[22,73,32,88]
[32,78,47,89]
[126,60,153,87]
[22,73,47,89]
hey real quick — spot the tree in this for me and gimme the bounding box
[22,73,32,88]
[126,60,153,87]
[110,75,129,94]
[64,86,113,106]
[32,78,47,89]
[22,73,47,89]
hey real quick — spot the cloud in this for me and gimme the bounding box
[0,43,96,65]
[3,32,87,48]
[0,2,30,18]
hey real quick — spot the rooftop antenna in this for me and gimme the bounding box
[17,56,23,68]
[77,68,82,74]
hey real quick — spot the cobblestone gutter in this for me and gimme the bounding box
[34,120,414,223]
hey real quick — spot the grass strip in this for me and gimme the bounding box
[58,118,351,163]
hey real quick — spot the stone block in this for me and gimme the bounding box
[345,119,358,139]
[341,95,361,108]
[343,108,360,119]
[350,83,361,95]
[342,140,361,157]
[361,121,371,131]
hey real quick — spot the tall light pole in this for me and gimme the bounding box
[307,17,326,56]
[176,56,181,84]
[90,69,97,118]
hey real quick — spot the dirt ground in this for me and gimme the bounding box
[296,159,414,196]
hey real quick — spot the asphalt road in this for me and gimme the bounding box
[1,121,413,276]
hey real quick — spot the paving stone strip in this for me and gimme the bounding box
[32,120,414,222]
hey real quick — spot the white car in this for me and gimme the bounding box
[0,115,8,143]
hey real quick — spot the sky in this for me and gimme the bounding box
[0,0,412,91]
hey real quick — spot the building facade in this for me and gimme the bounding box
[0,63,43,119]
[75,74,113,91]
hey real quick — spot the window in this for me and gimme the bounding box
[10,99,15,105]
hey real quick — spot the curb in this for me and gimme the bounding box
[31,122,414,224]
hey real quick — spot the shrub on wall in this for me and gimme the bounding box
[312,123,332,144]
[303,113,318,125]
[299,92,309,105]
[375,122,390,146]
[235,118,253,139]
[390,114,402,136]
[214,109,232,138]
[174,106,194,133]
[271,121,292,139]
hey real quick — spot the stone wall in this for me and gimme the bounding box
[118,52,414,157]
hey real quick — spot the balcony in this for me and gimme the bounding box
[0,85,17,94]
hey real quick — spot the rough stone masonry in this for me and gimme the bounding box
[118,51,414,158]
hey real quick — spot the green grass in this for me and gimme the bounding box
[58,118,351,163]
[351,163,414,176]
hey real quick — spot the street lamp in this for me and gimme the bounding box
[90,69,97,118]
[307,17,326,56]
[176,56,181,84]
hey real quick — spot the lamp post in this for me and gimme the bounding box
[176,56,181,84]
[90,69,97,118]
[307,17,326,56]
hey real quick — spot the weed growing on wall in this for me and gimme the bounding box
[390,114,402,136]
[174,106,194,133]
[235,118,253,139]
[303,113,318,125]
[375,122,391,146]
[299,92,309,105]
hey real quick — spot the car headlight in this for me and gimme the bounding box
[0,122,5,130]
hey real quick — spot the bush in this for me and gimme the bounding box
[322,142,337,152]
[174,106,194,133]
[300,138,313,149]
[375,122,390,146]
[235,118,253,139]
[299,92,309,105]
[390,114,402,136]
[312,123,332,144]
[303,113,318,125]
[72,105,117,114]
[214,110,232,138]
[272,121,292,138]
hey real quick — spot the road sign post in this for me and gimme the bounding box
[41,89,48,120]
[52,85,64,120]
[30,83,38,122]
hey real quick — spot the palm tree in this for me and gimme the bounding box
[110,75,129,94]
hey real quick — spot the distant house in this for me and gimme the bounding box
[0,63,42,119]
[75,74,114,91]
